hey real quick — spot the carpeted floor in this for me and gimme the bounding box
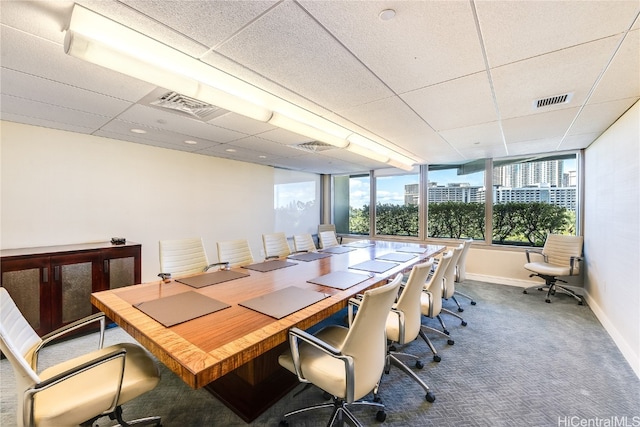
[2,281,638,426]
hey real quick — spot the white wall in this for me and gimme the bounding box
[584,100,639,377]
[0,121,275,282]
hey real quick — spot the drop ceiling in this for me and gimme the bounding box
[1,0,638,174]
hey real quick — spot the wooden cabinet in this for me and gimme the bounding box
[1,242,141,336]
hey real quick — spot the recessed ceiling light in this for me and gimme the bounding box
[225,148,237,153]
[379,9,396,21]
[130,128,147,134]
[184,140,198,145]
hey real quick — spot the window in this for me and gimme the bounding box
[274,169,320,236]
[374,167,420,237]
[427,162,485,240]
[333,173,370,235]
[491,154,577,246]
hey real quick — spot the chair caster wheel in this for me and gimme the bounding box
[470,301,476,305]
[415,360,424,369]
[523,290,528,294]
[461,321,467,326]
[578,300,584,306]
[447,339,455,345]
[443,329,450,335]
[323,391,332,400]
[425,392,436,402]
[433,354,441,362]
[279,420,289,427]
[373,395,382,403]
[389,345,397,351]
[458,307,464,312]
[376,410,387,422]
[545,299,551,303]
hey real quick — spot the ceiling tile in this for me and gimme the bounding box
[502,107,579,144]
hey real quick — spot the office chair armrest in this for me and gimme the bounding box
[33,312,106,369]
[264,255,280,260]
[389,307,406,345]
[347,295,364,326]
[337,235,343,244]
[25,347,127,425]
[287,327,355,401]
[569,256,583,275]
[525,249,545,263]
[158,272,172,281]
[205,262,230,271]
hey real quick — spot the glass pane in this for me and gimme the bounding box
[492,154,577,246]
[334,174,370,235]
[375,168,420,237]
[427,165,485,239]
[109,257,134,289]
[2,270,40,329]
[274,169,320,236]
[61,262,92,322]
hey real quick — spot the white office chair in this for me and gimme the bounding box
[0,287,160,427]
[319,230,340,249]
[216,239,255,268]
[278,275,402,426]
[420,252,456,353]
[318,224,342,248]
[262,232,292,259]
[159,237,217,279]
[384,261,436,402]
[523,233,584,304]
[453,238,477,307]
[293,233,317,253]
[440,244,468,332]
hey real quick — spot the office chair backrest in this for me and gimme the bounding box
[455,238,473,283]
[0,288,44,424]
[424,251,452,316]
[262,232,291,258]
[318,230,339,249]
[542,234,584,272]
[293,233,317,252]
[341,273,402,401]
[217,239,255,267]
[443,244,464,299]
[159,237,209,277]
[394,259,434,343]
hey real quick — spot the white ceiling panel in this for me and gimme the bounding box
[476,0,639,67]
[1,1,638,173]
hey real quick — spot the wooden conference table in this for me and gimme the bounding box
[91,240,445,422]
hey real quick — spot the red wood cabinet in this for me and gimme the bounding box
[1,242,141,336]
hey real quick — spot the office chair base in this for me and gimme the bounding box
[384,353,436,402]
[454,289,477,306]
[441,308,468,327]
[523,275,584,305]
[280,395,386,427]
[101,406,161,427]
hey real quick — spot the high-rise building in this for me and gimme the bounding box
[493,160,564,187]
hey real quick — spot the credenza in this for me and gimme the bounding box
[1,242,141,336]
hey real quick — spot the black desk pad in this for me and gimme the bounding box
[395,246,428,254]
[307,270,372,290]
[177,270,249,288]
[349,260,399,274]
[319,246,356,254]
[288,252,332,262]
[375,252,418,263]
[238,286,328,319]
[134,291,231,327]
[242,260,297,272]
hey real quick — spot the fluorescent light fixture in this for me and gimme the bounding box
[346,143,389,164]
[64,4,272,122]
[268,112,349,149]
[386,159,415,172]
[63,4,417,170]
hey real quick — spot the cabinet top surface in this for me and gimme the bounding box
[1,241,141,258]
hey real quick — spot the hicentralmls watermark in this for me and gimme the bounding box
[558,416,640,427]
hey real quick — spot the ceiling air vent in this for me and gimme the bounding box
[533,93,573,109]
[290,141,336,153]
[140,89,230,121]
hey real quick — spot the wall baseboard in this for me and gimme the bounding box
[466,273,533,288]
[583,291,640,380]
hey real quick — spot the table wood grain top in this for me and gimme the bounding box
[91,240,445,388]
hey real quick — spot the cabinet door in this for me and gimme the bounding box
[101,245,141,290]
[1,257,51,335]
[50,252,102,327]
